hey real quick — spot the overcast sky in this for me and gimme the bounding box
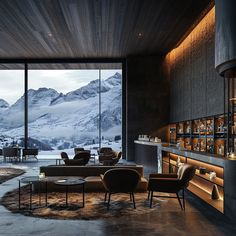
[0,69,121,105]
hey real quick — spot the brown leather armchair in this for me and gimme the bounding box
[148,164,196,210]
[73,151,90,165]
[98,147,122,165]
[101,168,140,210]
[60,151,90,166]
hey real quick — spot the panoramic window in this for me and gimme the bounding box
[101,70,122,151]
[0,69,24,148]
[27,68,122,158]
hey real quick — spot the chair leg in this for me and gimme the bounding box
[104,192,107,202]
[131,192,136,209]
[176,192,183,210]
[182,189,185,211]
[147,191,150,200]
[149,191,153,208]
[107,193,111,210]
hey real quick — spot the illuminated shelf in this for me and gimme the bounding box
[188,181,224,213]
[195,169,224,187]
[169,114,226,156]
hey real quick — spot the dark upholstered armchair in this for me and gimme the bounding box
[98,147,122,165]
[101,168,140,210]
[73,151,90,165]
[148,164,196,210]
[61,151,90,166]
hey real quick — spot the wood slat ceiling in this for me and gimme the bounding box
[0,0,213,68]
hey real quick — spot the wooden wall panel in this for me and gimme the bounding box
[0,0,213,59]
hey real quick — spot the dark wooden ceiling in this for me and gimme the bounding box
[0,0,213,62]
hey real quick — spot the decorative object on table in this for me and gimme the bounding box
[154,137,161,143]
[39,172,45,179]
[199,167,207,174]
[228,152,236,159]
[209,171,216,181]
[211,184,220,200]
[138,135,149,141]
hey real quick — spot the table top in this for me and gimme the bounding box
[20,176,41,183]
[54,178,85,186]
[20,176,85,184]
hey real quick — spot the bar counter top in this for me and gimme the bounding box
[134,140,225,167]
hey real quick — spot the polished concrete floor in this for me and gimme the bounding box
[0,160,236,236]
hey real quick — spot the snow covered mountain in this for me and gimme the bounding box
[0,99,9,108]
[0,72,122,150]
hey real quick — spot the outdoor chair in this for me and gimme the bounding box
[22,148,38,161]
[2,147,21,162]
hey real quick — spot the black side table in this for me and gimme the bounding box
[54,178,85,207]
[19,176,46,210]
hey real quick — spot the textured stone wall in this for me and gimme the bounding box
[167,7,224,122]
[126,56,169,161]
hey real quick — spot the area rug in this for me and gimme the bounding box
[0,167,25,184]
[1,187,164,220]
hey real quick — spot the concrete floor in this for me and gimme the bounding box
[0,160,236,236]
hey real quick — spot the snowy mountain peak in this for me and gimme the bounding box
[11,87,60,109]
[0,98,9,108]
[105,72,121,86]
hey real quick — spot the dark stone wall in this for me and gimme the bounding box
[126,56,169,161]
[168,8,224,123]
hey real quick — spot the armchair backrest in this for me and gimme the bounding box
[73,151,90,165]
[61,152,69,160]
[98,147,113,155]
[103,168,140,192]
[74,147,84,154]
[178,164,196,187]
[112,151,122,165]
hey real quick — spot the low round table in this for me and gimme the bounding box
[19,176,47,210]
[54,178,85,207]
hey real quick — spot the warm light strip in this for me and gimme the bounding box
[166,6,215,66]
[190,181,223,200]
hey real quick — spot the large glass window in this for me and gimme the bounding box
[0,69,24,148]
[101,70,122,152]
[28,69,100,158]
[0,64,122,159]
[28,69,122,158]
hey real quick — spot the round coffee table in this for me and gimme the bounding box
[54,178,85,207]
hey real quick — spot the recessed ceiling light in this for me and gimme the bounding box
[48,33,53,37]
[138,32,143,38]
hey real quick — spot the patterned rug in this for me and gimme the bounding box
[0,167,25,184]
[1,187,164,220]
